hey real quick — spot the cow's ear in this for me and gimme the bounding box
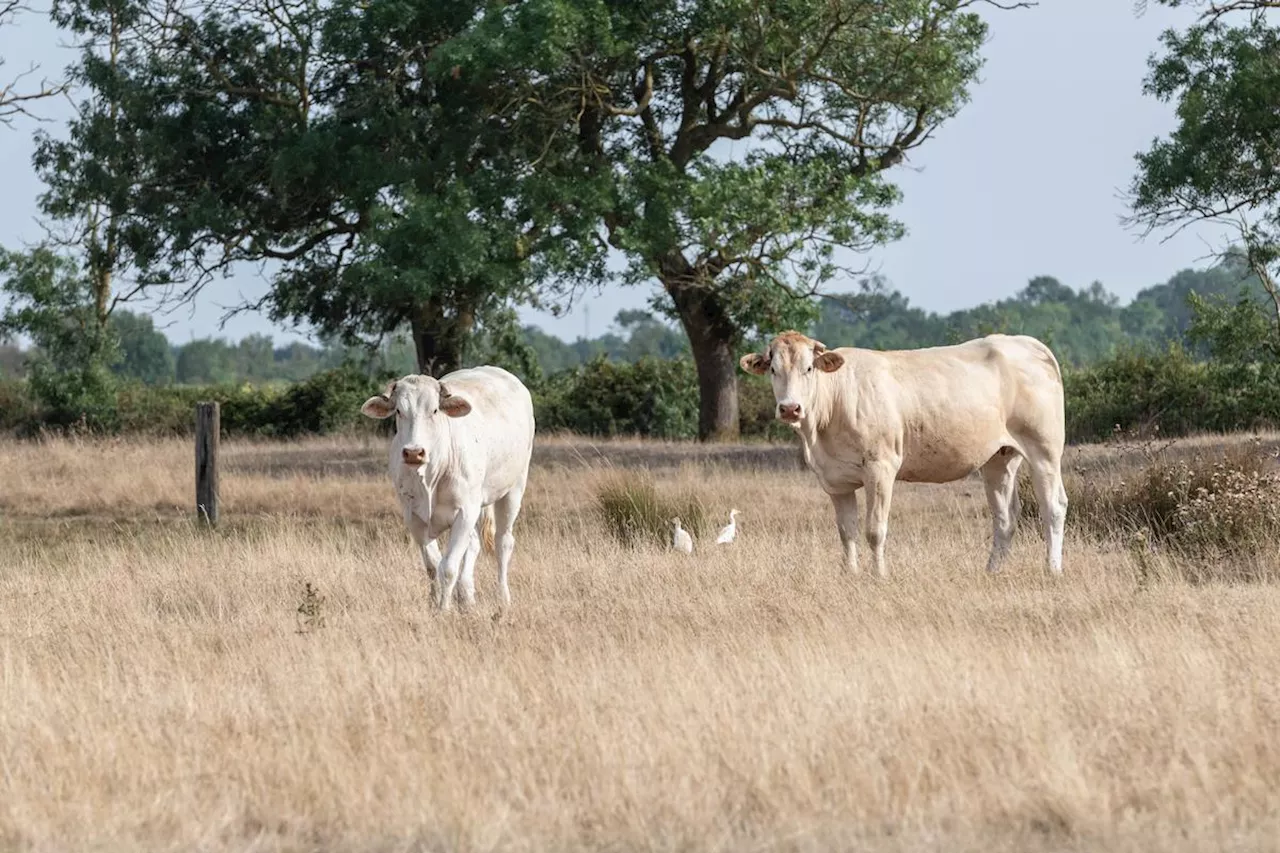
[361,395,395,419]
[439,385,472,418]
[740,352,770,375]
[814,351,844,373]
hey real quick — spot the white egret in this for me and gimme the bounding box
[670,517,693,554]
[715,508,740,545]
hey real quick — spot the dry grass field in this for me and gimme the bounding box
[2,433,1280,852]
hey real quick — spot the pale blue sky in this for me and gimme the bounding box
[0,0,1229,346]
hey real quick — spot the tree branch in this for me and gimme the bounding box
[253,219,365,262]
[605,61,654,117]
[1197,1,1280,24]
[701,38,728,123]
[0,0,68,127]
[956,0,1037,9]
[0,72,67,124]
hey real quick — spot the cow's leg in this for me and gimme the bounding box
[424,540,443,579]
[493,482,526,609]
[1024,444,1068,575]
[436,506,480,611]
[830,491,860,574]
[981,450,1023,573]
[454,530,481,610]
[404,511,440,584]
[863,463,898,579]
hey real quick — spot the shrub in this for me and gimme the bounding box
[538,356,700,439]
[114,383,199,434]
[0,379,38,432]
[1065,344,1280,443]
[530,356,786,441]
[0,369,394,439]
[1063,345,1207,443]
[22,339,1280,446]
[114,382,285,436]
[1173,461,1280,557]
[595,472,708,548]
[263,366,390,437]
[1021,431,1280,573]
[25,359,120,433]
[1,365,391,438]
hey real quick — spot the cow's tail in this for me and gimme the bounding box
[479,504,497,556]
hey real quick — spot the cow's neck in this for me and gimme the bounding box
[421,424,456,490]
[794,371,858,486]
[801,369,849,438]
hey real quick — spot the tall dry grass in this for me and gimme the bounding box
[1,435,1279,852]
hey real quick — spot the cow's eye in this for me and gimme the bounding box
[806,365,813,374]
[432,408,439,415]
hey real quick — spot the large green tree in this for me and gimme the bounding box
[1130,0,1280,335]
[444,0,995,438]
[2,0,135,426]
[37,0,606,376]
[0,247,119,426]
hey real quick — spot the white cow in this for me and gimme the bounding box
[360,366,535,610]
[740,331,1068,577]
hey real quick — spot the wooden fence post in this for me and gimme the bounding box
[196,402,220,527]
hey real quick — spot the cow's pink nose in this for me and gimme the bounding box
[778,403,802,421]
[402,446,426,466]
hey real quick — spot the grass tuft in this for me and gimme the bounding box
[595,470,708,547]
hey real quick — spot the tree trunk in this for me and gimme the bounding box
[408,296,476,377]
[667,276,740,442]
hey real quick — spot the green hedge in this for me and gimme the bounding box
[0,357,792,441]
[1064,345,1280,443]
[532,356,790,441]
[4,348,1278,443]
[0,366,394,438]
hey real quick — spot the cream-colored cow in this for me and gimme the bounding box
[361,366,535,611]
[740,331,1068,577]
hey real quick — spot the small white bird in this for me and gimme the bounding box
[715,508,740,545]
[671,516,693,554]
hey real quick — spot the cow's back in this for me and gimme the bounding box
[440,366,535,497]
[822,334,1063,484]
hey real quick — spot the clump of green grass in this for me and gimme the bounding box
[595,472,707,548]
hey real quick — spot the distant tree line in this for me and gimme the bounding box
[812,253,1272,367]
[0,305,692,386]
[0,310,349,385]
[2,254,1271,390]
